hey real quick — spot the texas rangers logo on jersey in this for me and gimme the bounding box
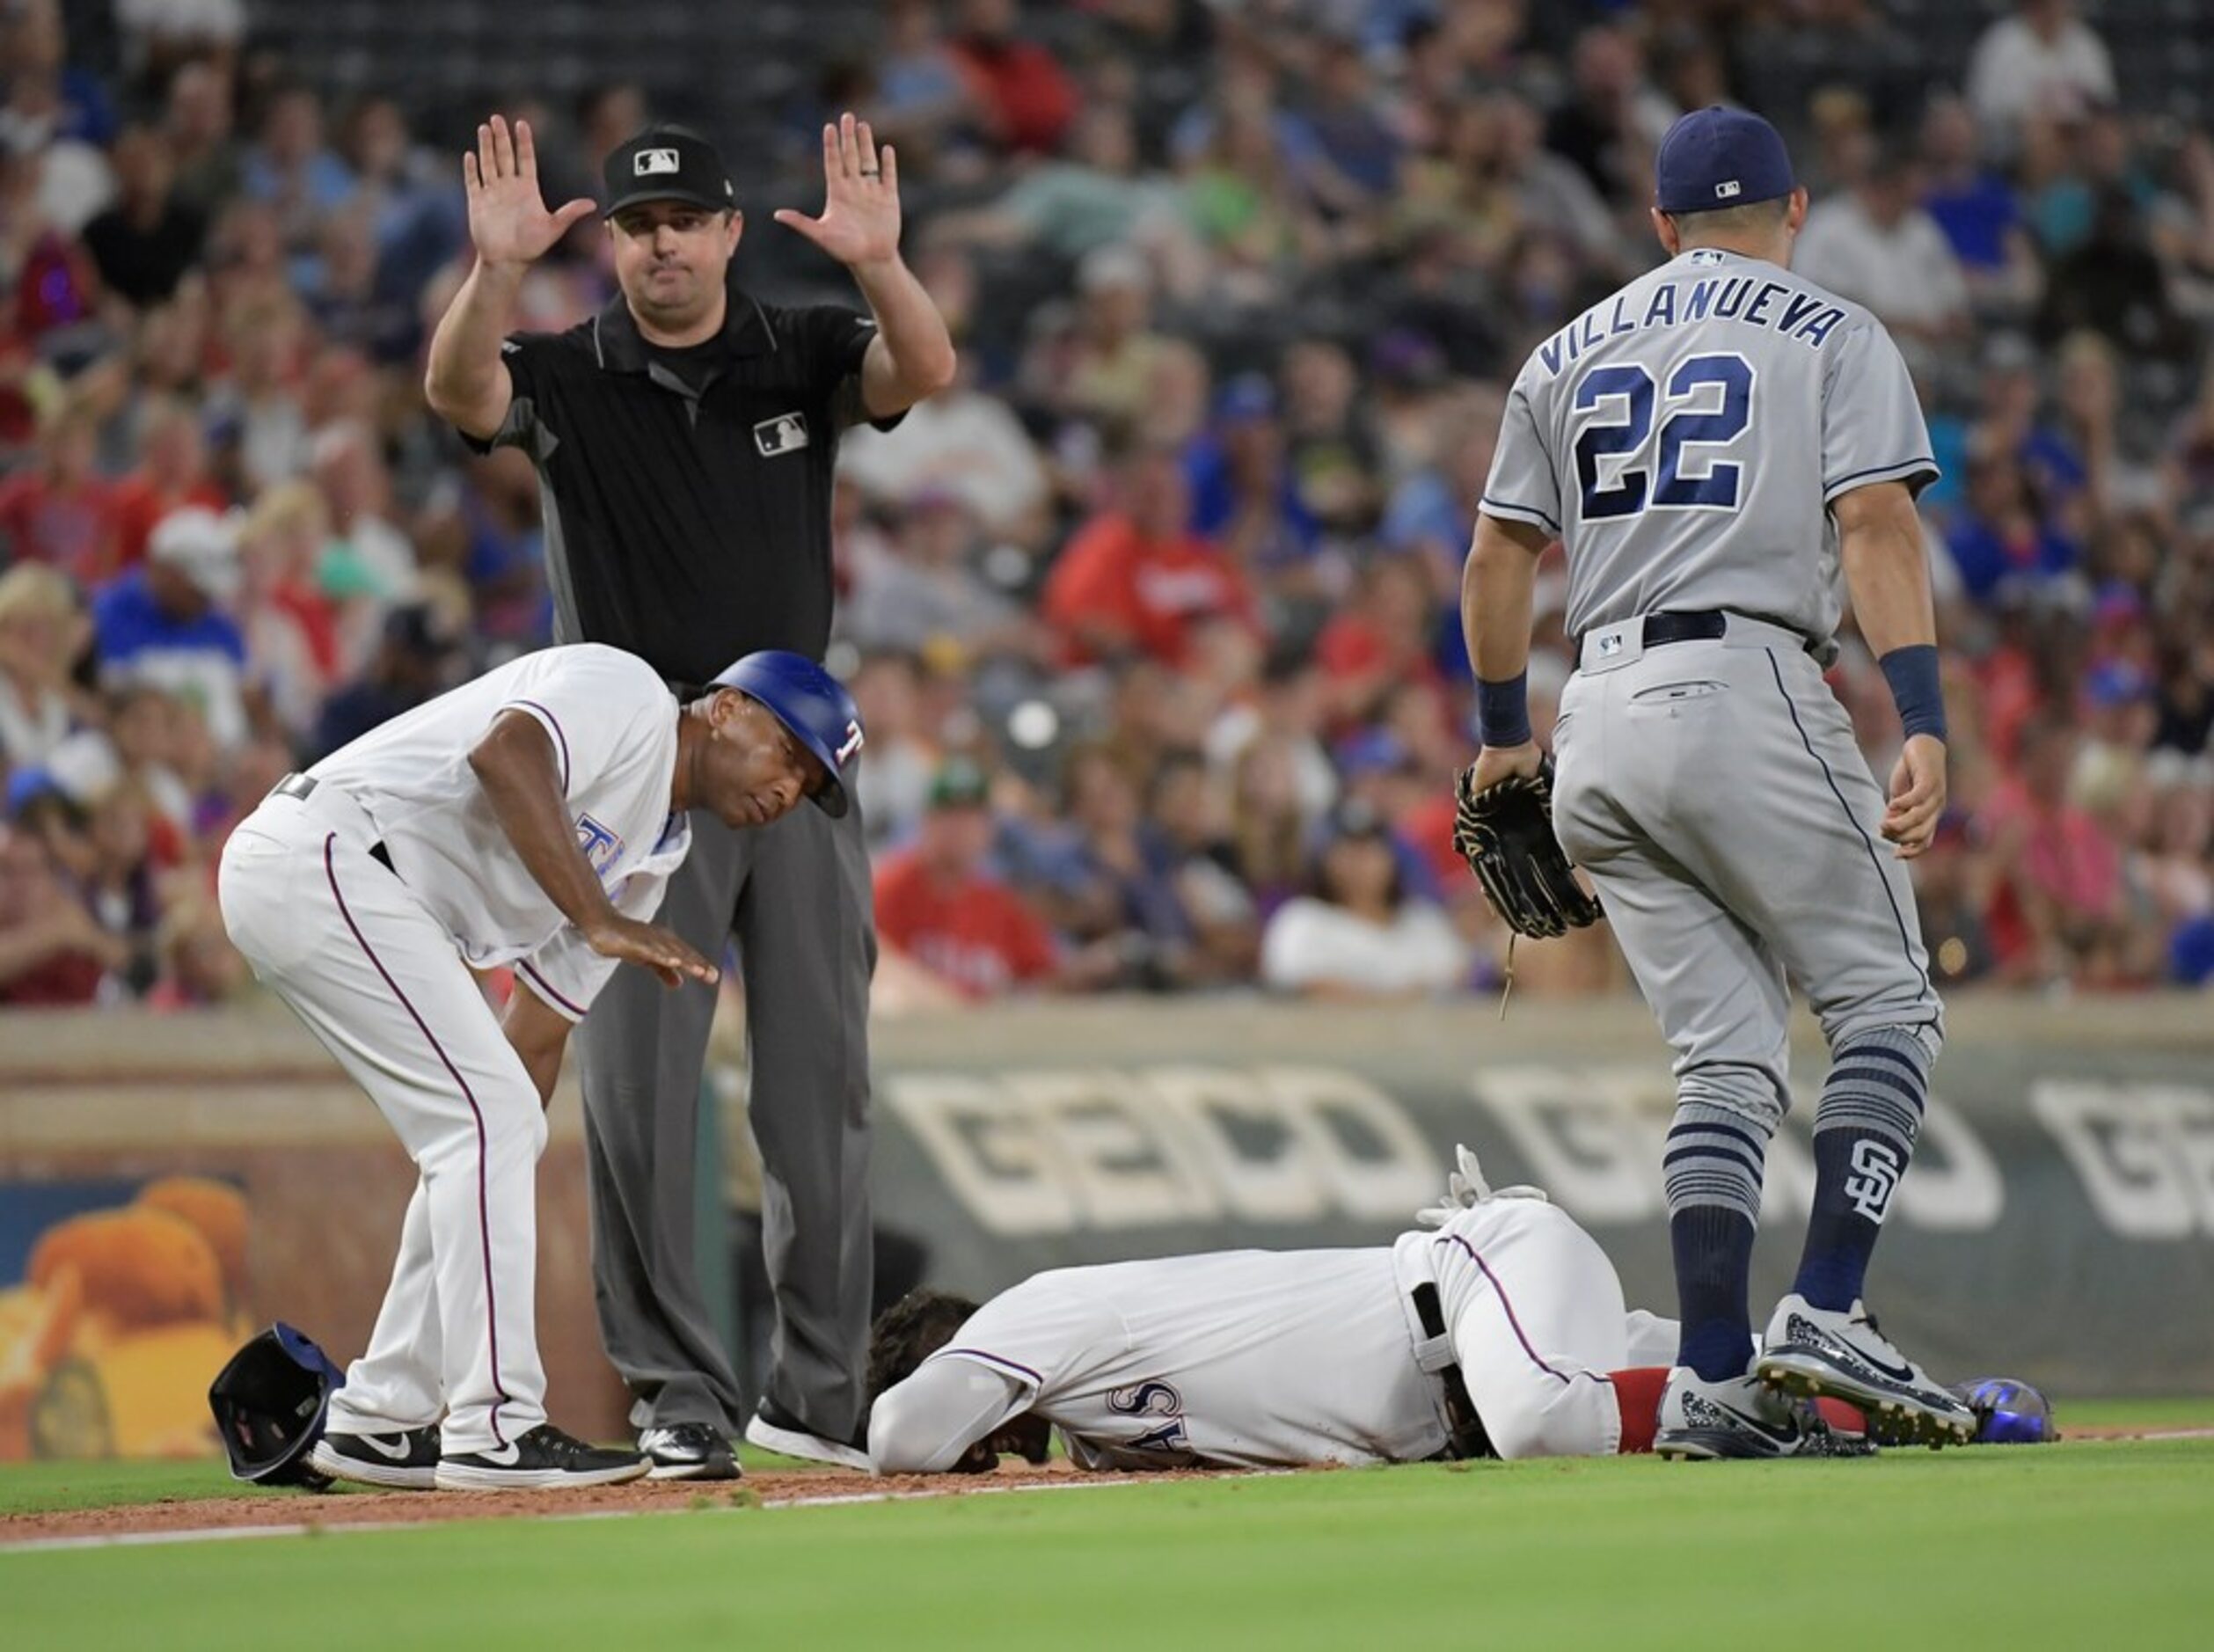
[755,413,809,457]
[1107,1379,1190,1454]
[837,719,865,764]
[575,814,625,881]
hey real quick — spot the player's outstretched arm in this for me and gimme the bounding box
[868,1361,1028,1475]
[468,709,717,988]
[1834,480,1947,858]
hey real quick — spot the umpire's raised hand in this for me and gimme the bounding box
[464,113,596,270]
[773,112,902,271]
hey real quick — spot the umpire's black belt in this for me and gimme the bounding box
[1413,1283,1496,1461]
[269,773,396,874]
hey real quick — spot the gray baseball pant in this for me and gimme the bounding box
[575,801,876,1437]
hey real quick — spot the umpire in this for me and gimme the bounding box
[425,111,954,1479]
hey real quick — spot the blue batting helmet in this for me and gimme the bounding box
[1949,1378,2056,1445]
[208,1322,346,1487]
[710,650,865,818]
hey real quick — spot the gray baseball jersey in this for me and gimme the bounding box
[1481,247,1934,645]
[1484,244,1947,1144]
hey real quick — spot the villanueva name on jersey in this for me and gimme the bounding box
[1534,275,1848,379]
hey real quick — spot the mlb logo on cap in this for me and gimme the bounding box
[603,125,737,217]
[1655,106,1795,215]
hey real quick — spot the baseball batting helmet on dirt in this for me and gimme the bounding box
[208,1323,345,1487]
[711,650,866,819]
[1949,1378,2056,1444]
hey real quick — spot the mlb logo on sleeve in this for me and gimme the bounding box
[754,413,810,457]
[635,148,680,176]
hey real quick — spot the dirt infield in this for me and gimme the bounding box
[0,1460,1212,1546]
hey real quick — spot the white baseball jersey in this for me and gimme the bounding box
[870,1197,1670,1473]
[308,642,690,1019]
[217,642,704,1455]
[1481,247,1935,644]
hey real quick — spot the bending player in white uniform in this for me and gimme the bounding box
[866,1150,1869,1475]
[218,644,863,1490]
[1460,106,1977,1457]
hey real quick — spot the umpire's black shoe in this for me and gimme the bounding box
[744,1401,870,1471]
[640,1422,741,1481]
[435,1423,648,1491]
[306,1424,441,1490]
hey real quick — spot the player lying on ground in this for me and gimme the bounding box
[868,1148,2050,1474]
[217,644,862,1491]
[870,1149,1842,1473]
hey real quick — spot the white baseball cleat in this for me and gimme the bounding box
[1655,1367,1874,1460]
[1756,1293,1977,1448]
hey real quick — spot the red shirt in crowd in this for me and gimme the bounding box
[110,474,230,568]
[874,850,1057,999]
[0,470,119,587]
[950,34,1078,154]
[1042,513,1257,669]
[1977,778,2124,967]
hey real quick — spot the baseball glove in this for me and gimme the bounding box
[1452,757,1604,940]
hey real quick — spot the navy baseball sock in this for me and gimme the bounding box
[1672,1206,1757,1382]
[1793,1029,1933,1312]
[1663,1100,1771,1383]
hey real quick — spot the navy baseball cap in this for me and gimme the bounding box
[1655,106,1795,215]
[603,125,736,218]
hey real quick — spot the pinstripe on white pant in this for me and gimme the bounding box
[217,786,549,1455]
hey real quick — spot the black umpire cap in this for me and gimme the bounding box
[603,125,736,217]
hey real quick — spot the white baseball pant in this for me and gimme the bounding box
[1408,1197,1632,1459]
[217,783,548,1455]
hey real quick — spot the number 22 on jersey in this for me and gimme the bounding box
[1573,353,1754,520]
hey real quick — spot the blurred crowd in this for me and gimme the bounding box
[3,0,2213,1013]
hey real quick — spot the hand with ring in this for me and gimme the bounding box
[773,111,901,268]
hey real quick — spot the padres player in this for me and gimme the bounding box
[216,645,862,1489]
[1462,107,1977,1458]
[868,1151,1721,1473]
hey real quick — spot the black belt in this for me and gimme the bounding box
[1579,609,1817,657]
[269,773,396,874]
[1640,610,1729,647]
[1414,1283,1495,1461]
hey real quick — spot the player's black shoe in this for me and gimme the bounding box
[1757,1294,1977,1448]
[306,1424,442,1490]
[435,1423,648,1490]
[639,1422,741,1481]
[1655,1368,1876,1460]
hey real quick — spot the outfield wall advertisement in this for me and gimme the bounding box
[865,1002,2214,1397]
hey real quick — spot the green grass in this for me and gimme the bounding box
[4,1436,2212,1650]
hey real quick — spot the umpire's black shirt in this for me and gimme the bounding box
[468,274,893,685]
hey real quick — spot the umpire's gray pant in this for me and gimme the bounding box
[575,801,875,1437]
